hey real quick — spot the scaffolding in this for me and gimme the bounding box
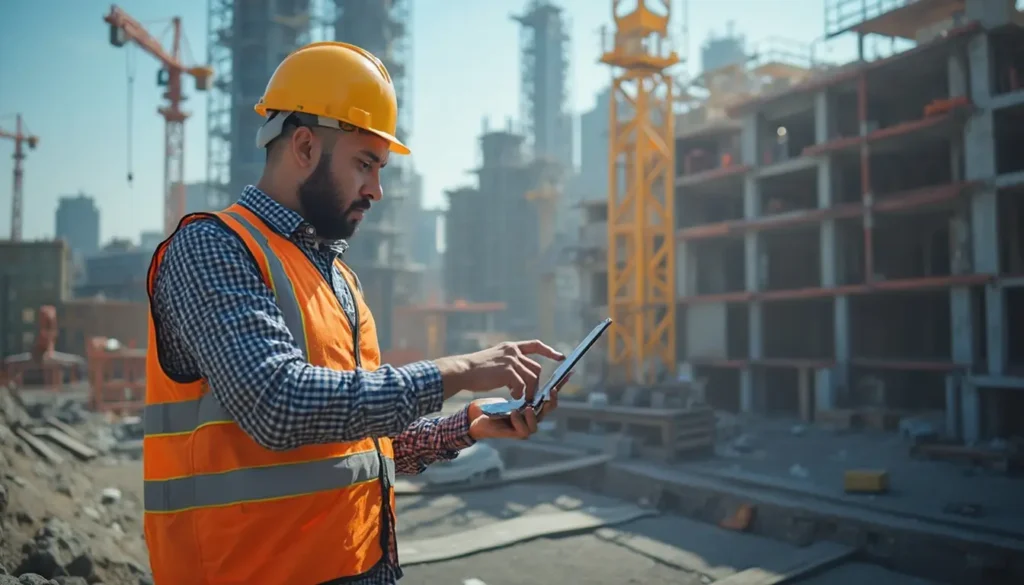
[825,0,968,42]
[205,0,312,208]
[512,0,573,169]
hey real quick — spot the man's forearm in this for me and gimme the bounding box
[393,407,475,475]
[155,218,446,451]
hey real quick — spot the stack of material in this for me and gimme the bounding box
[549,401,717,462]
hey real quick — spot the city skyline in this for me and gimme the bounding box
[0,0,847,243]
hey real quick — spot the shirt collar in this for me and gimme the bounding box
[238,185,349,255]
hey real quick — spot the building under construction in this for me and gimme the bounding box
[577,0,1024,444]
[445,123,546,339]
[206,0,419,350]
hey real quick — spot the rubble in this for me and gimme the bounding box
[0,386,150,585]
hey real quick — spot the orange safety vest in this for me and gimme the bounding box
[143,204,396,585]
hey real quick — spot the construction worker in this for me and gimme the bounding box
[143,41,567,585]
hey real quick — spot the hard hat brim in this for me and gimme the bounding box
[367,127,411,156]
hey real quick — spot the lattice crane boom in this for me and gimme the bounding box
[601,0,679,384]
[103,5,213,237]
[0,114,39,242]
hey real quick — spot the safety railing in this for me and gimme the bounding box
[825,0,918,38]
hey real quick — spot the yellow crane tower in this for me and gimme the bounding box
[601,0,679,383]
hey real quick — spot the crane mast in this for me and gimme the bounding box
[0,114,39,242]
[601,0,679,383]
[103,5,212,237]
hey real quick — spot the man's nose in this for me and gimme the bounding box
[362,178,383,202]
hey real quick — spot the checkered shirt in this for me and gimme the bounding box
[150,185,474,584]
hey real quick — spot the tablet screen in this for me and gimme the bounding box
[477,317,612,417]
[530,317,612,408]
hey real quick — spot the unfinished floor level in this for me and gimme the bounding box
[571,0,1024,445]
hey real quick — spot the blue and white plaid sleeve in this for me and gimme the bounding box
[393,407,475,475]
[152,218,446,451]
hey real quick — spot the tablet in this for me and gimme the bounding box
[479,317,612,418]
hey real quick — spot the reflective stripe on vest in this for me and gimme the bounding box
[225,210,310,358]
[143,209,393,514]
[145,450,396,512]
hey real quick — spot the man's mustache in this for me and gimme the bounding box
[347,200,371,214]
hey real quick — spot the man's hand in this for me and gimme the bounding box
[466,374,569,441]
[434,340,565,401]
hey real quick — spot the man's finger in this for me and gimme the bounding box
[522,406,538,434]
[516,339,565,361]
[505,368,526,399]
[520,354,543,380]
[555,371,574,390]
[537,389,557,422]
[508,411,530,439]
[511,363,538,404]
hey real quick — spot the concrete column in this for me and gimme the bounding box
[675,240,690,298]
[985,284,1007,375]
[740,369,755,413]
[962,35,1005,376]
[744,176,761,292]
[814,91,832,144]
[960,378,981,444]
[741,113,759,166]
[944,375,961,439]
[950,28,1004,446]
[948,49,968,99]
[967,33,994,106]
[950,285,974,365]
[818,159,838,286]
[742,301,764,414]
[832,295,850,408]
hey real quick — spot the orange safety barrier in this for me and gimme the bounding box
[86,336,146,414]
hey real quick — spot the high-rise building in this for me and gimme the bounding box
[54,194,100,260]
[0,240,73,359]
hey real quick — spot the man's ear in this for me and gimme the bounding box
[288,126,319,169]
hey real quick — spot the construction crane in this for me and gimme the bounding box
[103,5,213,237]
[0,115,39,242]
[601,0,679,384]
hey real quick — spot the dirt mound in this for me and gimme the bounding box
[0,386,150,585]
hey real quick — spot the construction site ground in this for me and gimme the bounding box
[1,388,1018,584]
[686,417,1024,539]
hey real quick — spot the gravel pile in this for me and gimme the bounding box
[0,385,151,585]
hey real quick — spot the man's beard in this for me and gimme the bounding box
[297,153,370,241]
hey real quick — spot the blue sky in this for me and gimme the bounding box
[0,0,856,242]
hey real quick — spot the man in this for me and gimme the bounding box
[143,41,566,585]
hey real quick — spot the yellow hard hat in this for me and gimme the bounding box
[255,41,410,155]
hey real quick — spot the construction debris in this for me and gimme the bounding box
[0,385,150,584]
[843,469,891,494]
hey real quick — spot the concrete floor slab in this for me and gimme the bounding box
[596,516,852,581]
[400,533,702,585]
[793,562,945,585]
[396,481,629,541]
[399,504,655,565]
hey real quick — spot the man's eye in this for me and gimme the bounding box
[359,161,371,171]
